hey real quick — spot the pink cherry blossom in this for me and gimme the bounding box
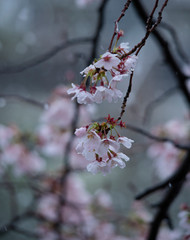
[67,84,95,104]
[0,125,17,149]
[75,126,87,137]
[68,41,138,105]
[94,52,120,70]
[148,142,181,179]
[117,136,134,148]
[178,206,190,236]
[38,124,70,156]
[119,42,130,52]
[80,64,96,76]
[1,143,45,176]
[124,55,138,74]
[75,118,133,175]
[93,189,113,208]
[148,116,190,180]
[93,86,114,103]
[157,228,182,240]
[41,99,74,128]
[80,130,102,161]
[37,194,59,221]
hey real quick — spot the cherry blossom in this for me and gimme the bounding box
[94,52,120,70]
[178,204,190,237]
[147,116,190,180]
[0,126,45,176]
[41,98,74,128]
[75,116,134,175]
[37,173,128,240]
[1,143,45,176]
[37,85,94,165]
[0,125,17,149]
[68,35,138,104]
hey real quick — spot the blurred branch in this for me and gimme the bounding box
[147,153,190,240]
[3,176,18,218]
[133,0,190,105]
[0,94,46,109]
[143,86,178,124]
[135,150,190,239]
[127,123,190,150]
[10,225,40,239]
[0,37,93,74]
[147,181,183,239]
[88,0,110,64]
[126,0,168,56]
[0,210,36,237]
[159,22,190,64]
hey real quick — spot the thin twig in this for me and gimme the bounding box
[108,0,132,51]
[159,22,190,64]
[88,0,110,65]
[117,0,169,121]
[10,225,40,239]
[133,0,190,105]
[127,0,168,56]
[117,72,133,120]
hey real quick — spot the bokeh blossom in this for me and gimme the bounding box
[147,116,190,179]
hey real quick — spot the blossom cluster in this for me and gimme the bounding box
[147,116,190,179]
[67,33,135,175]
[0,86,96,176]
[37,176,187,240]
[75,115,134,174]
[178,204,190,239]
[125,202,185,240]
[37,173,128,240]
[67,42,137,104]
[37,85,95,169]
[0,124,45,176]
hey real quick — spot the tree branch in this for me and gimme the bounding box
[0,94,46,109]
[127,123,190,150]
[132,0,190,105]
[88,0,110,65]
[136,150,190,240]
[108,0,132,51]
[0,37,93,74]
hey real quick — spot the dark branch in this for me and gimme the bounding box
[108,0,132,52]
[159,22,190,64]
[127,123,190,150]
[118,72,134,120]
[136,149,190,199]
[136,150,190,240]
[118,0,169,121]
[133,0,190,105]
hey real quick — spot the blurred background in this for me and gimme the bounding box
[0,0,190,239]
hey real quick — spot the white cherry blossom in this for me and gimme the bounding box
[94,52,120,70]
